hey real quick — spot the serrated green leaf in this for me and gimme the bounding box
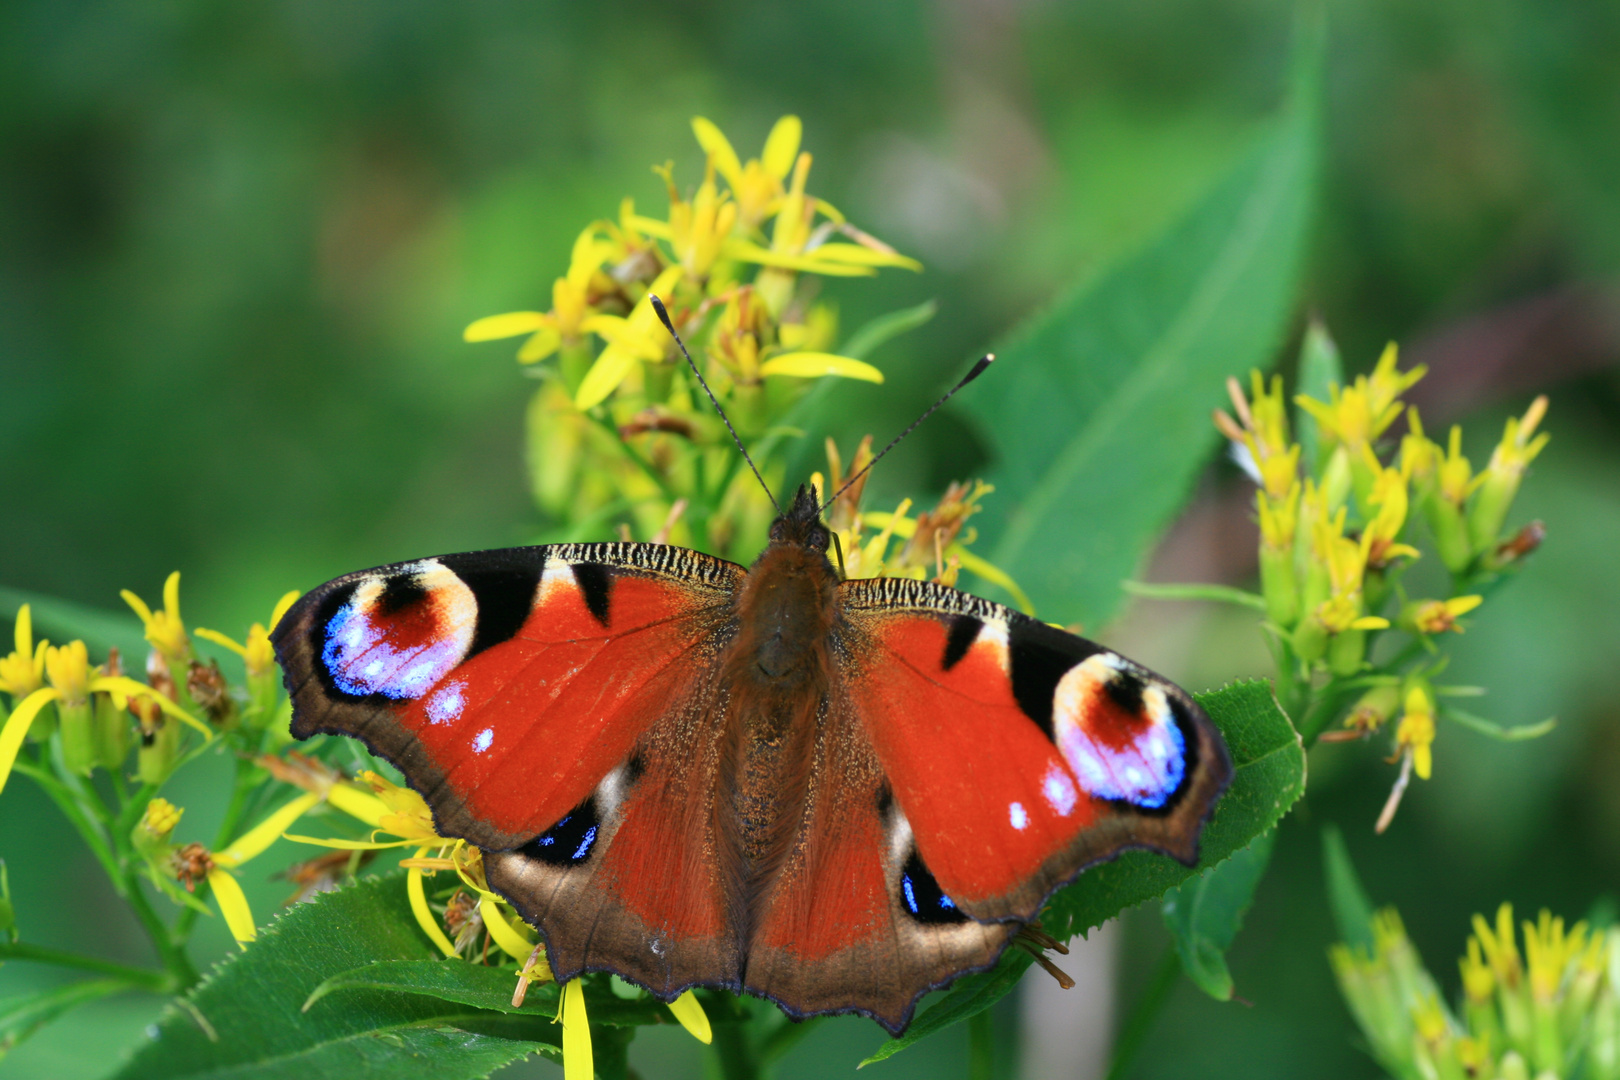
[1041,679,1306,941]
[112,874,552,1080]
[962,35,1320,625]
[1321,825,1376,953]
[858,951,1033,1067]
[307,959,672,1029]
[1,979,127,1059]
[1161,827,1277,1001]
[1295,318,1344,474]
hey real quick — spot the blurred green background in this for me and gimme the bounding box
[2,1,1617,1077]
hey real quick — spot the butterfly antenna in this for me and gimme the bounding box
[649,294,779,513]
[827,354,995,508]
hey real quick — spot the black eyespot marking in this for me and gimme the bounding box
[941,615,982,672]
[570,563,613,627]
[524,795,602,867]
[1008,620,1105,740]
[376,573,429,616]
[899,849,968,925]
[439,551,544,661]
[1103,667,1146,717]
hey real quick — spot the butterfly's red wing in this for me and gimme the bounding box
[832,577,1231,924]
[272,543,751,988]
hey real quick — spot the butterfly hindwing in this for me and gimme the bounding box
[835,577,1231,923]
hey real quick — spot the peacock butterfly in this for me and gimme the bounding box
[270,315,1231,1034]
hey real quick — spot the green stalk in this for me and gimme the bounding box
[711,1018,763,1080]
[120,865,198,990]
[968,1009,995,1080]
[0,941,173,992]
[1105,947,1181,1080]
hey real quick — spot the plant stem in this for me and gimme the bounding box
[0,941,173,992]
[711,1016,763,1080]
[1104,946,1180,1080]
[968,1009,994,1080]
[121,866,198,990]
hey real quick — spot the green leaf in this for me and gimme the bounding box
[1321,825,1376,952]
[1042,679,1307,941]
[306,959,671,1029]
[0,587,147,663]
[1442,707,1557,742]
[858,951,1033,1067]
[839,299,938,360]
[1294,317,1344,474]
[112,874,553,1080]
[1161,827,1277,1000]
[865,679,1305,1064]
[962,31,1321,625]
[1,979,127,1059]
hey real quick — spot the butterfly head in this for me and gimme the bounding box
[766,484,831,556]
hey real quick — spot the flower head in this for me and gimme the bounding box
[693,115,802,229]
[1214,371,1298,498]
[1403,595,1484,636]
[121,572,192,666]
[464,224,621,364]
[195,590,300,683]
[0,605,48,701]
[1295,343,1423,456]
[1395,684,1437,780]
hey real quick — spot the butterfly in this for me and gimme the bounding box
[270,308,1231,1034]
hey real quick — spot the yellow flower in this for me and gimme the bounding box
[1460,936,1495,1003]
[572,265,684,410]
[1472,903,1524,990]
[707,288,881,390]
[464,225,619,363]
[0,644,210,797]
[1403,595,1484,635]
[1436,425,1480,509]
[693,114,802,229]
[1469,395,1551,551]
[1395,684,1436,780]
[0,605,48,700]
[140,797,184,843]
[1360,449,1420,569]
[1214,371,1299,499]
[1308,509,1388,636]
[1523,908,1589,1003]
[195,590,300,682]
[1295,342,1423,456]
[121,571,192,665]
[657,157,739,280]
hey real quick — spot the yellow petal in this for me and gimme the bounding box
[1413,743,1432,780]
[627,215,674,240]
[573,344,641,411]
[281,833,418,850]
[722,240,877,276]
[213,792,323,868]
[478,896,537,962]
[464,312,550,342]
[517,327,563,364]
[1349,616,1392,630]
[13,604,30,657]
[760,352,884,384]
[0,687,62,796]
[666,990,712,1044]
[193,627,247,657]
[762,116,802,180]
[326,782,390,827]
[207,868,257,946]
[269,590,301,631]
[407,850,457,957]
[162,572,182,623]
[119,589,154,626]
[800,241,922,271]
[1447,595,1485,617]
[691,117,744,188]
[560,980,593,1080]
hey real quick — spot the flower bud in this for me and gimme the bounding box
[1468,397,1549,555]
[1346,684,1401,733]
[133,797,183,859]
[187,658,235,729]
[134,696,179,786]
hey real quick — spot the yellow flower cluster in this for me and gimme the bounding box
[1336,902,1618,1080]
[464,116,920,555]
[1212,337,1552,823]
